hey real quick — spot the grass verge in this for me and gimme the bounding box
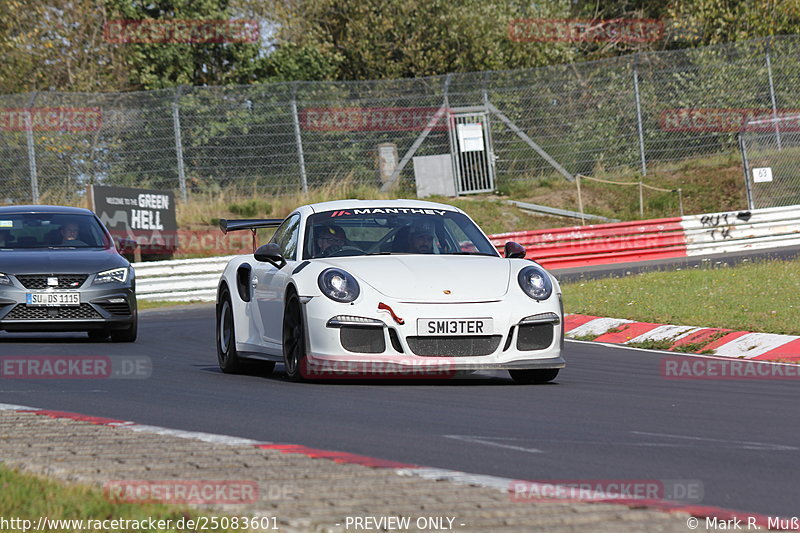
[499,150,745,221]
[175,151,744,236]
[52,151,748,259]
[561,258,800,336]
[0,465,236,532]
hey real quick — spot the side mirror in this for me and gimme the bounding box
[254,243,286,269]
[504,241,526,259]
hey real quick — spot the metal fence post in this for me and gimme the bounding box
[633,54,647,176]
[25,92,39,204]
[638,181,644,218]
[172,86,188,202]
[765,37,782,151]
[291,82,308,194]
[481,71,489,108]
[739,133,754,209]
[444,74,461,194]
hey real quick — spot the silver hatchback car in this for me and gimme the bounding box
[0,205,137,341]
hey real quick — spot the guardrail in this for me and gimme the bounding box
[490,218,687,270]
[133,256,234,301]
[490,204,800,270]
[682,205,800,256]
[505,200,619,223]
[134,205,800,301]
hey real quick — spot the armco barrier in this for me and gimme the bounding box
[490,204,800,270]
[682,204,800,256]
[133,256,234,301]
[134,205,800,301]
[489,218,688,269]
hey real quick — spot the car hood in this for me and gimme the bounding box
[0,248,128,275]
[323,255,510,302]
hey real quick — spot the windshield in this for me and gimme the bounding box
[303,208,499,259]
[0,213,111,249]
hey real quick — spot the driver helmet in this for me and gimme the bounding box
[317,224,346,247]
[409,220,435,238]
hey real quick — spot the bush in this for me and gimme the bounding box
[228,199,273,217]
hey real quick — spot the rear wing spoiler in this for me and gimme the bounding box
[218,218,284,253]
[218,218,284,234]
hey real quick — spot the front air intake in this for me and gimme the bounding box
[340,327,386,353]
[516,323,554,351]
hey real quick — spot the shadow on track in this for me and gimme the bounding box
[197,362,560,387]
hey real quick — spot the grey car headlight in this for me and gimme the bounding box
[0,273,10,286]
[93,267,129,285]
[318,268,360,303]
[517,265,553,301]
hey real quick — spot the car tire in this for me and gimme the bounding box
[508,368,559,384]
[282,291,308,382]
[110,314,137,342]
[87,330,109,341]
[217,289,243,373]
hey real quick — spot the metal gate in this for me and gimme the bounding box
[448,107,496,195]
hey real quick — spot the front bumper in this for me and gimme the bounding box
[0,278,136,333]
[300,292,565,375]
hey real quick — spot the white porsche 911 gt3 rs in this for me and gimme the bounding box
[215,199,565,384]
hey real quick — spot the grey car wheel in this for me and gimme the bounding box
[111,313,137,342]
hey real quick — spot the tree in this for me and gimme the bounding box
[0,0,129,93]
[106,0,267,89]
[666,0,800,46]
[258,0,580,81]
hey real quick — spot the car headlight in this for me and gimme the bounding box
[517,265,553,301]
[318,268,360,303]
[0,273,10,286]
[93,267,129,285]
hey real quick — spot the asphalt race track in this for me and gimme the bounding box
[1,304,798,518]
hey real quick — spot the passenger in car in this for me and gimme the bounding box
[408,222,435,254]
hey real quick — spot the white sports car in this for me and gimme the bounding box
[215,199,565,384]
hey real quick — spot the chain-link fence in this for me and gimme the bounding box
[2,36,800,206]
[740,125,800,209]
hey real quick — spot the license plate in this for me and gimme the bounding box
[417,318,493,336]
[26,292,80,307]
